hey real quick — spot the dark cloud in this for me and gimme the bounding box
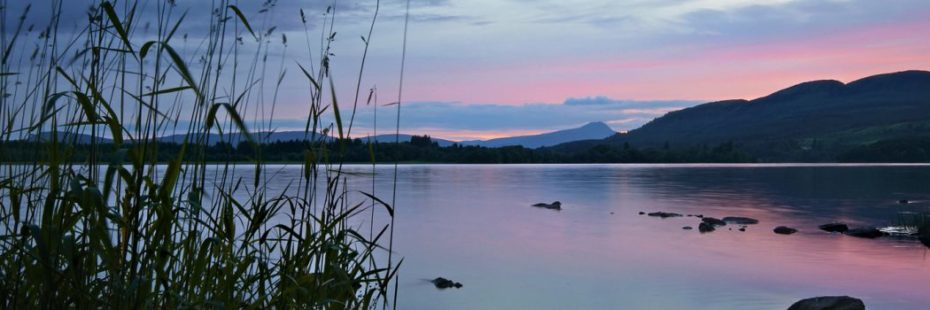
[3,0,454,37]
[677,0,930,41]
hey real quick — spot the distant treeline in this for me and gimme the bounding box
[837,137,930,162]
[1,135,756,164]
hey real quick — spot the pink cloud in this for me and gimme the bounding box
[405,19,930,104]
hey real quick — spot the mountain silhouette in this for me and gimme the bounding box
[461,122,617,148]
[556,70,930,161]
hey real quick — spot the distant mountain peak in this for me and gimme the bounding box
[580,121,611,130]
[461,121,617,148]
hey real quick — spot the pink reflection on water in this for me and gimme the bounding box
[370,164,930,308]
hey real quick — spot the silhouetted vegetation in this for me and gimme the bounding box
[838,137,930,162]
[2,136,756,163]
[0,0,399,308]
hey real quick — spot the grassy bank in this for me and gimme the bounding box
[0,0,400,308]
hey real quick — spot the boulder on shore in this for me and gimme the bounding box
[431,277,463,289]
[819,223,849,233]
[722,216,759,225]
[532,201,562,210]
[698,222,715,233]
[647,211,682,219]
[774,226,798,235]
[701,217,727,226]
[845,227,885,239]
[787,296,865,310]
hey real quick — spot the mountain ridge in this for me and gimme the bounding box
[556,70,930,161]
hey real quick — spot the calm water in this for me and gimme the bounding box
[330,164,930,309]
[23,163,927,309]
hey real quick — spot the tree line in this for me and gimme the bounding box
[1,135,759,164]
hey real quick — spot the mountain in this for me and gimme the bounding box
[28,132,112,144]
[462,122,617,148]
[560,70,930,161]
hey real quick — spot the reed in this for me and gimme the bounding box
[0,0,399,308]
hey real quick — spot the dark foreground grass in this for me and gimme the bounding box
[0,0,400,308]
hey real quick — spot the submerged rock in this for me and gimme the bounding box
[701,217,727,226]
[787,296,865,310]
[722,216,759,225]
[532,201,562,210]
[698,222,715,233]
[647,211,682,219]
[819,223,849,233]
[774,226,798,235]
[845,227,885,239]
[431,277,463,289]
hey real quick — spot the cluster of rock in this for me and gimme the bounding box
[548,199,928,249]
[638,210,924,242]
[639,212,765,234]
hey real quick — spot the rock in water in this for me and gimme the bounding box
[431,277,463,289]
[845,227,885,239]
[787,296,865,310]
[819,223,849,233]
[647,211,682,218]
[774,226,798,235]
[898,199,910,204]
[682,226,693,230]
[701,217,727,226]
[531,201,562,210]
[698,222,715,233]
[722,216,759,225]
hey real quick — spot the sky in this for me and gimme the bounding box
[6,0,930,141]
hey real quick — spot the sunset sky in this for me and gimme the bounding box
[10,0,930,140]
[361,0,930,139]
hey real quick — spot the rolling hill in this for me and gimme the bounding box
[558,70,930,161]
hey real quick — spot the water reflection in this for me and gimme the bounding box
[364,164,930,309]
[72,163,928,309]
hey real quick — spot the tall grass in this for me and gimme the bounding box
[0,0,400,308]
